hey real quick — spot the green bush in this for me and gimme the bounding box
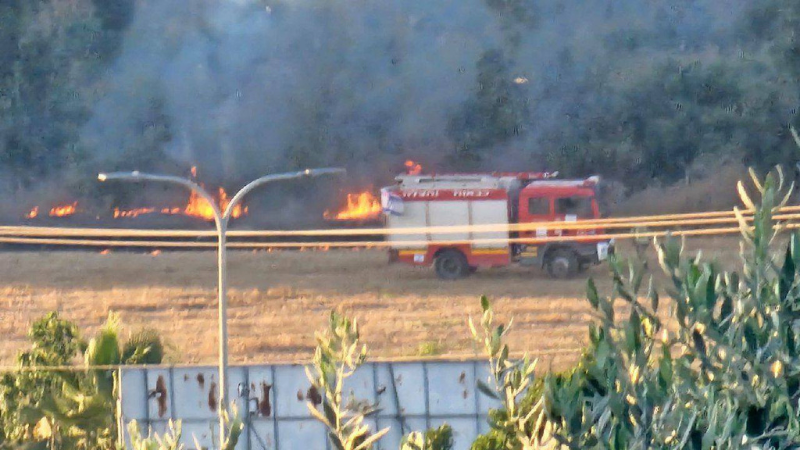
[466,166,800,449]
[127,419,183,450]
[307,312,457,450]
[467,296,549,449]
[470,363,582,449]
[126,413,242,450]
[538,166,800,448]
[305,311,389,450]
[122,329,164,365]
[400,424,454,450]
[0,313,165,449]
[423,424,454,450]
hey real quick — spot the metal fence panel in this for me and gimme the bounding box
[375,362,427,417]
[427,363,477,417]
[272,364,314,419]
[119,361,492,449]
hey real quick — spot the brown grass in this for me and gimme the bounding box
[612,161,747,216]
[0,237,744,371]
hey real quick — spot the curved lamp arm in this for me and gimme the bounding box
[223,168,346,220]
[99,171,224,229]
[99,168,347,225]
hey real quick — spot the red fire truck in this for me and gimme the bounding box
[380,171,614,279]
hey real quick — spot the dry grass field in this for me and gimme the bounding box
[0,236,745,371]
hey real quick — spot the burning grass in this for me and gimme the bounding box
[0,236,742,368]
[324,191,382,221]
[23,166,248,222]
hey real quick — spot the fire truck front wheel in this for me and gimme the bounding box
[434,250,470,280]
[546,249,579,279]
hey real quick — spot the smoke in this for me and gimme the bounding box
[81,0,504,185]
[80,0,749,187]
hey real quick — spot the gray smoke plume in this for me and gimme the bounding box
[81,0,504,185]
[80,0,749,187]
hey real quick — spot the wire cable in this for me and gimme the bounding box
[2,208,799,239]
[2,222,795,249]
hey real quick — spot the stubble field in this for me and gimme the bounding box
[0,236,743,370]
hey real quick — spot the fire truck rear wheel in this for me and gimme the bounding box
[435,250,470,280]
[546,249,579,279]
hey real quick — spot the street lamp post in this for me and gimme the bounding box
[98,168,345,446]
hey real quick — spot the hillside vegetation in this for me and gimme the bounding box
[1,0,799,206]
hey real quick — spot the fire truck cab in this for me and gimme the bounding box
[381,172,614,279]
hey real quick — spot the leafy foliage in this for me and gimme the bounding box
[468,296,550,449]
[126,412,242,450]
[400,424,454,450]
[471,365,579,450]
[307,312,456,450]
[0,313,163,449]
[122,329,165,366]
[127,419,183,450]
[529,166,800,448]
[0,312,83,446]
[3,0,800,199]
[305,311,389,450]
[447,50,529,169]
[0,0,102,189]
[543,57,797,188]
[215,407,244,450]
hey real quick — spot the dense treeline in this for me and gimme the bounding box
[0,0,135,191]
[1,0,799,200]
[541,0,800,187]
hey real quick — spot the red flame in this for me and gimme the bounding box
[114,207,155,219]
[49,202,77,217]
[112,167,247,221]
[23,167,248,221]
[324,191,382,221]
[23,202,78,218]
[182,188,245,220]
[405,160,422,175]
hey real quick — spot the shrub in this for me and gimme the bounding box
[0,312,84,445]
[0,312,166,449]
[400,424,454,450]
[126,412,242,450]
[307,312,457,450]
[417,341,444,357]
[468,295,548,449]
[540,166,800,448]
[122,328,165,365]
[305,311,389,450]
[127,419,183,450]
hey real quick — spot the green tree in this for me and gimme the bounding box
[0,313,164,449]
[489,167,800,448]
[544,57,799,188]
[305,311,389,450]
[91,0,135,59]
[0,0,135,192]
[447,50,529,169]
[0,312,83,445]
